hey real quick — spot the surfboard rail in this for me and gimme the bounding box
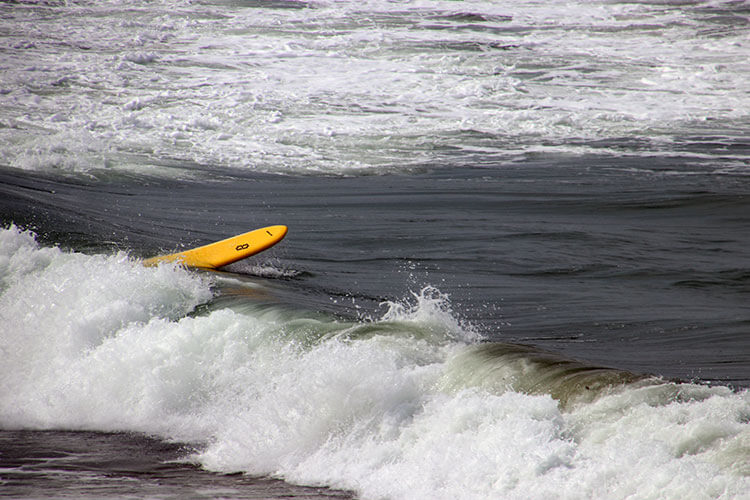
[143,225,287,269]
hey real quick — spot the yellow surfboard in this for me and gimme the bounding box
[143,225,287,269]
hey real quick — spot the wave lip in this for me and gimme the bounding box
[440,342,650,409]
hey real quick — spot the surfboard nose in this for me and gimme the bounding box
[266,225,288,239]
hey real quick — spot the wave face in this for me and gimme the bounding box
[1,226,748,499]
[1,0,748,176]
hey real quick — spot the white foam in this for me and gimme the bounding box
[378,285,481,343]
[1,226,748,498]
[0,225,214,429]
[199,374,749,500]
[0,0,747,176]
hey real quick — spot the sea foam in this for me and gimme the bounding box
[0,225,214,430]
[1,0,747,176]
[0,226,748,499]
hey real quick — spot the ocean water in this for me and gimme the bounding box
[1,0,749,499]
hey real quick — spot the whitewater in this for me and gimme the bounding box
[1,0,749,176]
[1,225,748,499]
